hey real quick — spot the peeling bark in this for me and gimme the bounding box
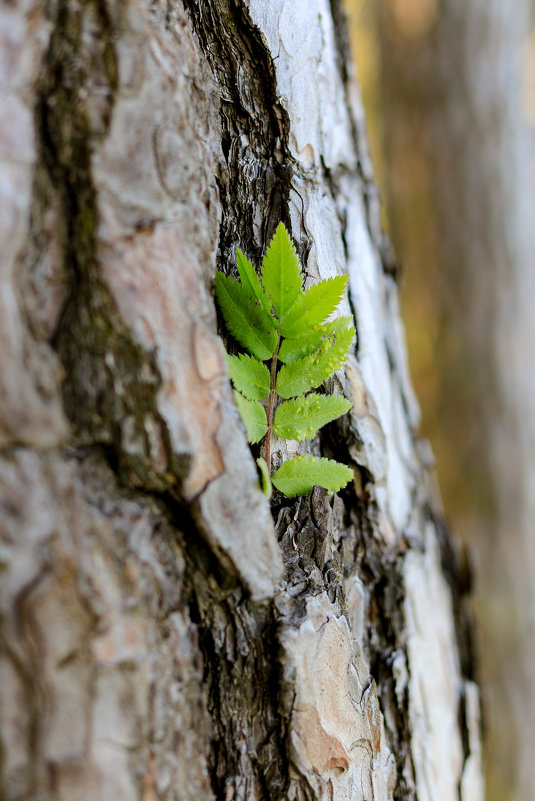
[0,2,482,800]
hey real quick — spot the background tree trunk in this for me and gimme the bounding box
[0,2,482,800]
[432,5,535,798]
[355,1,535,798]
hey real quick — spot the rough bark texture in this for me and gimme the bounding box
[0,2,482,800]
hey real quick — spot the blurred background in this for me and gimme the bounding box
[344,1,535,799]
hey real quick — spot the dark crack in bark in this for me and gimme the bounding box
[182,0,295,266]
[36,0,181,492]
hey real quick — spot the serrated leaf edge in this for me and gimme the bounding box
[276,325,355,398]
[236,249,273,315]
[227,353,270,400]
[278,316,354,364]
[273,393,352,441]
[272,455,353,496]
[215,272,277,360]
[281,275,349,338]
[233,390,268,444]
[261,222,303,318]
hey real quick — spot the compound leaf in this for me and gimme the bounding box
[273,393,352,441]
[261,222,302,318]
[236,249,272,315]
[233,391,267,444]
[272,455,353,496]
[279,316,354,364]
[276,324,355,398]
[215,222,355,500]
[227,353,270,400]
[281,275,349,338]
[215,272,277,360]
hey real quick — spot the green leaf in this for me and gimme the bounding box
[256,457,272,499]
[276,325,355,398]
[227,353,270,400]
[233,391,267,444]
[261,222,302,318]
[236,249,272,314]
[281,275,349,338]
[279,316,354,364]
[215,272,278,360]
[272,455,353,496]
[274,393,352,441]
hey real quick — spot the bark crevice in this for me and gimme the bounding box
[182,0,298,264]
[36,0,188,493]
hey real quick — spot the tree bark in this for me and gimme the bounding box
[0,2,482,800]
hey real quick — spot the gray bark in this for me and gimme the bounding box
[0,1,482,800]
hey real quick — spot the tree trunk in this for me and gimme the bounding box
[431,5,535,799]
[369,2,535,798]
[0,2,482,800]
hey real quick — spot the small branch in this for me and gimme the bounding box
[265,338,280,475]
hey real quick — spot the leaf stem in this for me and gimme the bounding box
[265,337,280,475]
